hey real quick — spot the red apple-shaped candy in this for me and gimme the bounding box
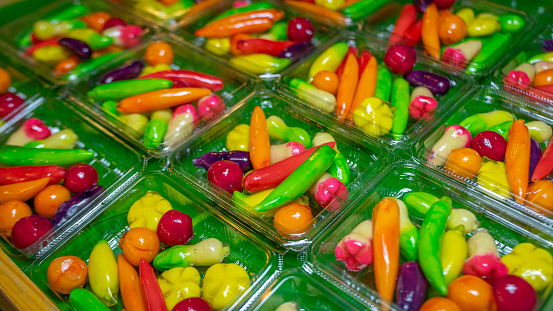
[157,210,194,246]
[64,164,99,193]
[493,275,536,311]
[384,44,417,75]
[0,92,24,118]
[470,131,507,161]
[102,17,126,31]
[287,17,314,42]
[432,0,456,9]
[197,94,225,122]
[173,297,214,311]
[207,160,243,194]
[11,215,53,249]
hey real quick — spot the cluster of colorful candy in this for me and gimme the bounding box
[283,0,388,24]
[193,107,350,238]
[428,110,553,214]
[87,42,226,149]
[0,119,101,250]
[46,191,250,311]
[195,1,317,74]
[0,67,24,126]
[335,195,552,311]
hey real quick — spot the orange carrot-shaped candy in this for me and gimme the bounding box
[505,119,531,203]
[349,56,377,121]
[372,197,400,302]
[250,106,271,170]
[336,53,359,121]
[117,88,211,113]
[421,3,440,60]
[117,254,146,311]
[284,1,350,26]
[194,9,284,38]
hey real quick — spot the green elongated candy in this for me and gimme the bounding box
[327,152,350,185]
[143,109,172,148]
[266,115,312,148]
[254,144,337,212]
[66,29,113,50]
[459,110,513,137]
[390,78,410,140]
[0,145,94,166]
[404,192,439,217]
[24,129,78,149]
[308,42,349,81]
[65,51,126,82]
[69,288,111,311]
[287,78,336,113]
[488,121,513,140]
[341,0,388,21]
[398,199,419,261]
[87,79,173,101]
[527,52,553,64]
[498,14,525,32]
[374,66,392,102]
[102,100,119,116]
[207,1,274,24]
[270,21,289,41]
[466,32,511,74]
[153,238,230,271]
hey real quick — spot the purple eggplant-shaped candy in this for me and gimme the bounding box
[529,138,542,181]
[543,39,553,52]
[59,38,92,59]
[414,0,433,13]
[278,42,314,62]
[396,261,427,311]
[193,151,252,172]
[50,185,105,226]
[100,60,144,84]
[404,70,451,96]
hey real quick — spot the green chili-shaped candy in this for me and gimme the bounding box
[207,1,274,24]
[69,288,111,311]
[488,121,513,140]
[143,109,172,148]
[65,51,126,82]
[270,21,289,41]
[328,152,350,185]
[398,199,419,261]
[102,100,119,116]
[466,32,511,74]
[153,238,230,271]
[341,0,388,21]
[254,144,337,212]
[391,77,410,140]
[0,145,95,166]
[266,115,312,148]
[404,192,439,217]
[374,66,392,102]
[87,79,173,101]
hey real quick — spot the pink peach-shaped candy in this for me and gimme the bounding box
[335,220,373,271]
[309,172,348,211]
[163,104,199,147]
[197,94,225,122]
[427,124,472,167]
[102,25,142,48]
[5,118,51,146]
[270,141,306,164]
[409,95,438,120]
[504,63,535,90]
[463,229,509,283]
[442,40,482,68]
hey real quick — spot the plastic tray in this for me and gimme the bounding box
[489,0,553,17]
[70,34,252,158]
[0,93,142,259]
[28,171,277,311]
[281,31,470,150]
[311,161,553,311]
[168,89,391,252]
[0,0,153,86]
[415,86,553,233]
[365,0,536,77]
[494,24,553,106]
[179,0,334,81]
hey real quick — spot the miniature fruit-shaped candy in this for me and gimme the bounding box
[420,297,461,311]
[145,42,174,66]
[384,44,417,75]
[493,275,536,311]
[128,191,173,231]
[64,164,99,194]
[157,210,194,246]
[11,215,53,249]
[526,180,553,214]
[439,12,467,45]
[47,256,88,294]
[202,263,250,310]
[173,297,214,311]
[273,203,313,238]
[0,67,11,94]
[34,185,71,219]
[119,227,160,266]
[0,200,32,237]
[287,17,314,42]
[312,70,339,95]
[207,160,244,194]
[447,275,494,311]
[444,148,482,179]
[470,131,506,161]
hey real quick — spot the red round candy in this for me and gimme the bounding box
[432,0,456,9]
[470,131,506,161]
[173,297,214,311]
[207,160,243,194]
[157,210,194,246]
[0,92,24,118]
[11,215,53,249]
[493,275,536,311]
[102,17,126,31]
[64,164,99,194]
[384,44,417,75]
[287,17,314,43]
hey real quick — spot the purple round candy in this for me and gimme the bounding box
[207,160,244,194]
[542,39,553,52]
[59,38,92,59]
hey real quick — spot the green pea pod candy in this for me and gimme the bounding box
[254,144,337,212]
[287,78,336,113]
[374,66,392,102]
[308,43,349,82]
[153,238,230,271]
[498,14,525,32]
[459,110,513,137]
[488,121,513,140]
[230,54,290,74]
[207,1,274,24]
[466,32,511,74]
[65,51,126,82]
[0,145,94,166]
[66,29,113,50]
[404,192,439,217]
[390,78,410,140]
[527,52,553,64]
[267,115,312,148]
[102,100,119,116]
[143,109,172,148]
[398,199,419,261]
[270,21,289,41]
[24,129,78,149]
[328,152,350,185]
[341,0,388,21]
[87,79,173,101]
[69,288,111,311]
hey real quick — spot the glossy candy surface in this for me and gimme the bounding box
[47,256,88,294]
[0,200,32,237]
[287,17,314,42]
[11,215,53,249]
[384,44,417,75]
[34,185,71,219]
[157,210,194,246]
[119,227,160,266]
[207,160,244,193]
[470,131,506,161]
[64,164,99,194]
[493,275,536,311]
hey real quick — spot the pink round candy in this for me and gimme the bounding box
[173,297,214,311]
[493,275,536,311]
[102,17,126,31]
[287,17,314,43]
[64,164,99,194]
[384,44,417,75]
[197,94,225,122]
[207,160,244,194]
[11,215,52,249]
[157,210,194,246]
[0,92,24,118]
[24,118,51,140]
[470,131,506,161]
[504,71,532,90]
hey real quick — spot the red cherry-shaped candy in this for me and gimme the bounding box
[384,44,417,75]
[157,210,194,246]
[197,94,225,122]
[207,160,243,194]
[0,92,24,118]
[493,275,536,311]
[64,164,99,194]
[173,297,214,311]
[470,131,506,161]
[287,17,314,43]
[11,215,53,249]
[102,17,126,31]
[432,0,456,9]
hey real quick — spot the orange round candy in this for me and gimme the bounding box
[526,180,553,214]
[444,148,482,179]
[47,256,87,294]
[273,203,313,238]
[438,12,468,45]
[84,12,111,32]
[0,200,32,237]
[533,69,553,88]
[145,42,174,66]
[419,297,461,311]
[34,185,72,219]
[119,227,160,266]
[0,67,12,94]
[447,275,494,311]
[312,70,339,95]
